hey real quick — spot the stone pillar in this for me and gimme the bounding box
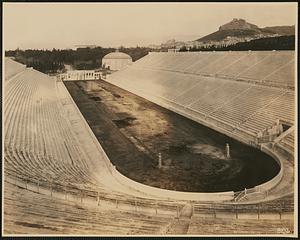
[158,153,162,168]
[97,192,100,206]
[225,143,230,158]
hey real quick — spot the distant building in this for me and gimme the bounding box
[75,45,97,50]
[102,50,132,71]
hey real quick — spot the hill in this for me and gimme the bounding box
[219,18,259,31]
[198,29,261,42]
[181,35,295,52]
[196,18,295,43]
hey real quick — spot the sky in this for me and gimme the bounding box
[3,2,297,50]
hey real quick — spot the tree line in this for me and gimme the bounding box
[5,46,151,74]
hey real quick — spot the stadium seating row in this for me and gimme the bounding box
[277,131,295,155]
[4,183,173,235]
[187,217,293,235]
[109,66,294,143]
[3,58,186,208]
[3,58,295,235]
[132,51,295,88]
[193,194,294,215]
[4,68,96,187]
[4,179,293,235]
[4,58,27,81]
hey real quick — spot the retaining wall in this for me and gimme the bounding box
[111,166,234,201]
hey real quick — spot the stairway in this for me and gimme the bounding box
[166,203,193,235]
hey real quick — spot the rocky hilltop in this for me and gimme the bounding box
[196,18,295,43]
[219,18,259,31]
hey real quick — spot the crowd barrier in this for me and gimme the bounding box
[4,171,293,221]
[4,171,181,216]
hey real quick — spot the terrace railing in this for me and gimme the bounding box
[4,170,293,221]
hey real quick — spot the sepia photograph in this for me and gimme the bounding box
[2,1,298,237]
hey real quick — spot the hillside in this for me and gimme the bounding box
[181,35,295,52]
[261,26,295,36]
[198,29,261,42]
[196,18,295,42]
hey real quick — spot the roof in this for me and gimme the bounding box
[103,51,132,60]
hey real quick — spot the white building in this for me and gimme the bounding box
[102,50,132,71]
[58,70,102,81]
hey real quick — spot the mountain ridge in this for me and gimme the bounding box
[196,18,295,42]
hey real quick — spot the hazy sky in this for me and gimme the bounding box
[3,2,297,50]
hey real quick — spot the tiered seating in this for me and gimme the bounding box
[174,76,226,106]
[264,59,295,87]
[238,52,294,83]
[180,53,225,74]
[210,86,284,127]
[193,194,294,216]
[117,53,296,151]
[129,51,295,88]
[188,217,293,235]
[112,69,294,141]
[191,195,294,234]
[189,81,249,117]
[4,183,173,235]
[4,67,96,187]
[199,51,245,75]
[278,131,295,154]
[4,58,27,81]
[259,194,294,213]
[217,52,270,77]
[239,91,294,135]
[3,58,295,235]
[4,58,187,235]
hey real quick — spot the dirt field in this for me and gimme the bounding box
[64,80,280,192]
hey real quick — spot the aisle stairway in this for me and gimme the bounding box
[166,203,193,235]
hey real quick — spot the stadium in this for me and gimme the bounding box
[3,48,296,235]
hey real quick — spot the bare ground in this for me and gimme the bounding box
[64,80,280,192]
